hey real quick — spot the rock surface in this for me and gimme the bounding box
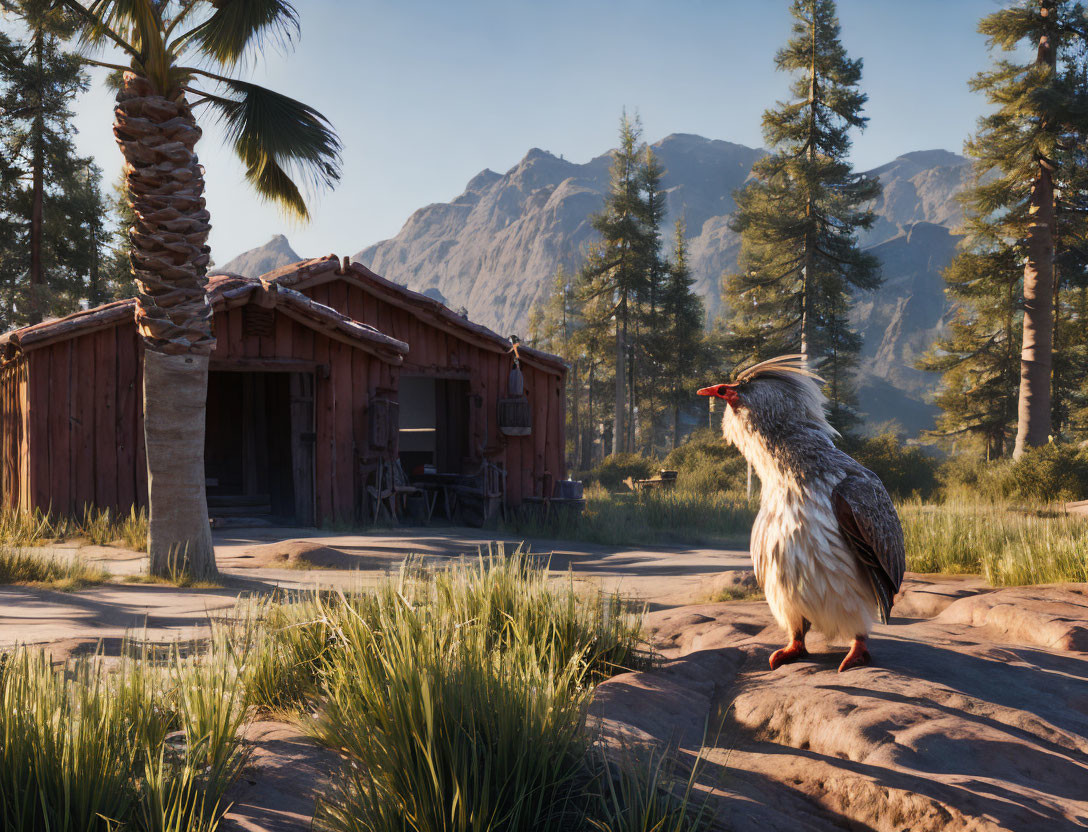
[590,578,1088,832]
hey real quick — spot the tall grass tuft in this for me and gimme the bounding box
[505,485,756,547]
[0,545,109,589]
[900,498,1088,585]
[0,639,248,832]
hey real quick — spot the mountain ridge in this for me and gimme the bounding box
[218,134,972,434]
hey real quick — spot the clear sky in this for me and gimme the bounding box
[59,0,1006,263]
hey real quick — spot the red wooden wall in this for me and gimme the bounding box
[300,278,567,505]
[5,304,392,522]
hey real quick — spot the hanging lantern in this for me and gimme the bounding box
[498,343,532,436]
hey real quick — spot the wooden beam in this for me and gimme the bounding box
[210,357,330,374]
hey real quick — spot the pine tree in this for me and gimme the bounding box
[722,0,880,430]
[633,146,668,451]
[968,0,1088,456]
[0,1,124,328]
[924,0,1088,456]
[659,219,709,449]
[576,113,656,455]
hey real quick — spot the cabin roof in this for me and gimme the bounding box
[0,276,409,364]
[253,254,568,376]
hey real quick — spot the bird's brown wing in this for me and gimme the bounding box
[832,472,906,624]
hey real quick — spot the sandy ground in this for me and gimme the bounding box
[4,528,1085,831]
[1,526,751,654]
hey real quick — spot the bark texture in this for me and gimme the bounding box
[115,71,217,578]
[114,72,215,354]
[143,350,216,579]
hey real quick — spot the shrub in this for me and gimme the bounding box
[939,443,1088,503]
[580,453,656,491]
[663,429,747,495]
[842,432,941,499]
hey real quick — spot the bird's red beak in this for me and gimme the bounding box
[697,383,739,406]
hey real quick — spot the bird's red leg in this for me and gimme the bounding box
[769,619,810,670]
[838,635,871,672]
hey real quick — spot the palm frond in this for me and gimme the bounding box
[196,76,341,219]
[183,0,298,67]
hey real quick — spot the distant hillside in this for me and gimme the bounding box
[220,135,973,435]
[219,234,301,278]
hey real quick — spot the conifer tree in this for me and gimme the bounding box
[923,0,1088,456]
[723,0,879,430]
[0,4,124,328]
[576,113,656,454]
[659,219,709,449]
[633,146,668,450]
[971,0,1088,455]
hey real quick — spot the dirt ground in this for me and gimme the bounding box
[3,528,1086,831]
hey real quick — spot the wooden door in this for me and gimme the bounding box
[289,372,316,525]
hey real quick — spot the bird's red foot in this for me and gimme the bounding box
[838,637,871,672]
[769,640,808,670]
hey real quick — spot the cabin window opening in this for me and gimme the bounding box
[398,375,471,476]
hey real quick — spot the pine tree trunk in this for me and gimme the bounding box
[613,302,625,456]
[1013,12,1056,459]
[1013,163,1055,457]
[114,72,216,578]
[671,404,679,451]
[29,32,45,323]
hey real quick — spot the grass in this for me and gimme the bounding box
[0,637,248,831]
[900,498,1088,586]
[0,506,148,551]
[707,585,764,603]
[504,484,757,547]
[0,551,710,830]
[0,546,109,589]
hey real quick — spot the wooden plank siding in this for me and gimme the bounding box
[5,300,394,523]
[295,277,567,507]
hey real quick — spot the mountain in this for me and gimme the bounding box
[219,234,301,278]
[221,135,972,434]
[354,135,970,335]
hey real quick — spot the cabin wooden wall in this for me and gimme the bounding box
[8,303,392,523]
[20,323,146,517]
[0,357,29,512]
[301,279,567,505]
[209,304,389,523]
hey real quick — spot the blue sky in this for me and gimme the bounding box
[60,0,1005,263]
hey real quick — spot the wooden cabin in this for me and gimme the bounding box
[0,255,568,525]
[0,277,408,523]
[260,255,568,511]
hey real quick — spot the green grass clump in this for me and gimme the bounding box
[0,546,109,589]
[0,638,248,831]
[900,498,1088,585]
[303,551,706,832]
[505,485,756,547]
[0,505,148,552]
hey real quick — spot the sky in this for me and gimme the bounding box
[55,0,1008,264]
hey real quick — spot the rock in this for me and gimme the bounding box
[226,540,355,569]
[589,583,1088,831]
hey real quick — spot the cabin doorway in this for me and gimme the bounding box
[205,370,315,525]
[397,376,470,476]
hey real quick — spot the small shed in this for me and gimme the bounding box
[259,255,569,509]
[0,277,407,523]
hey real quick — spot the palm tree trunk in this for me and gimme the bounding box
[114,72,216,577]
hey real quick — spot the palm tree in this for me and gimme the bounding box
[62,0,341,579]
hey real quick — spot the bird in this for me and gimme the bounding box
[698,354,905,672]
